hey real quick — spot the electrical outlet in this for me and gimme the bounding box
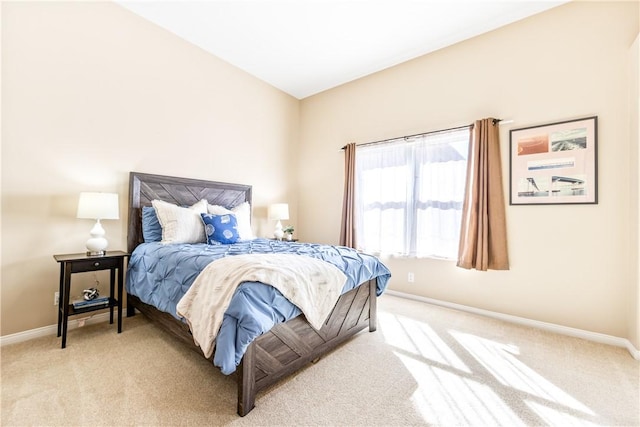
[54,292,59,306]
[408,272,415,283]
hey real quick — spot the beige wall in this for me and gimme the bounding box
[630,33,640,349]
[299,1,639,339]
[1,2,299,335]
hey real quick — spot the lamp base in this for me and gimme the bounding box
[86,250,106,257]
[85,220,108,256]
[273,220,284,240]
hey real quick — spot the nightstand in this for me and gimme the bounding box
[53,251,129,348]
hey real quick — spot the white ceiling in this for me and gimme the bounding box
[117,0,568,99]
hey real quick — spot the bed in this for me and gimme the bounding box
[125,171,391,416]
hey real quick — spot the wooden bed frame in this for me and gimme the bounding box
[126,172,378,416]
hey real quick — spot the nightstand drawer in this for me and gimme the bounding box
[70,257,119,273]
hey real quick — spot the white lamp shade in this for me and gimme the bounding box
[268,203,289,221]
[77,192,119,220]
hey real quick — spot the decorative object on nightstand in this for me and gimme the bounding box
[54,251,129,348]
[76,192,119,256]
[268,203,289,240]
[283,225,294,241]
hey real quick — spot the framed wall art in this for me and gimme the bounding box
[509,116,598,205]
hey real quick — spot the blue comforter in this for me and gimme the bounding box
[126,238,391,374]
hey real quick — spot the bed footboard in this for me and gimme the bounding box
[237,278,376,416]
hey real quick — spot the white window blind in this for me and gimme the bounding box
[355,127,470,259]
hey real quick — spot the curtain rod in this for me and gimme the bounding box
[341,118,502,150]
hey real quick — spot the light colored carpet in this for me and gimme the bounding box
[1,294,638,426]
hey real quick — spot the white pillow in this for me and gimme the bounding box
[152,199,208,244]
[207,204,233,215]
[208,201,254,240]
[232,202,255,240]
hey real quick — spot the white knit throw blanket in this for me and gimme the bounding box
[176,253,347,358]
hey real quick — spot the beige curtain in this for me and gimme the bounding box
[457,118,510,271]
[339,143,356,247]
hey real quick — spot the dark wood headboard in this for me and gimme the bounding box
[127,172,252,253]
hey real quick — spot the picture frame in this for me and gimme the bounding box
[509,116,598,205]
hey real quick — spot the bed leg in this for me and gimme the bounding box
[237,342,256,416]
[369,279,377,332]
[126,294,136,317]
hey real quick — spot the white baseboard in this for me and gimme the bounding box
[0,311,115,347]
[385,290,640,361]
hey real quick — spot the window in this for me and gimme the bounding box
[354,127,470,259]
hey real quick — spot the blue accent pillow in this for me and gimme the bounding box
[201,213,239,244]
[142,206,162,242]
